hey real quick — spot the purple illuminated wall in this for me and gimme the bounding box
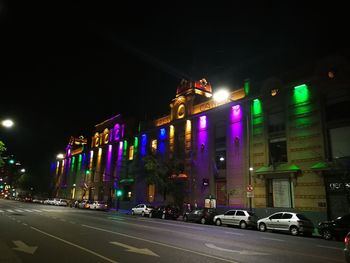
[227,104,244,207]
[195,115,209,205]
[114,141,124,190]
[105,144,113,182]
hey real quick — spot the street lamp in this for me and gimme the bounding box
[20,168,26,173]
[1,119,14,128]
[56,153,64,159]
[213,89,230,103]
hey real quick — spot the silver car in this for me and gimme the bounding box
[213,210,257,229]
[257,212,314,236]
[131,204,154,217]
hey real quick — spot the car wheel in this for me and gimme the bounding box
[183,215,188,222]
[162,213,166,219]
[215,219,222,226]
[200,217,206,224]
[141,211,145,217]
[131,210,134,215]
[240,221,247,229]
[259,223,266,232]
[322,229,333,240]
[290,226,299,236]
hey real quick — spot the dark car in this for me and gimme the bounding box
[183,208,217,224]
[318,213,350,240]
[150,205,180,220]
[345,232,350,263]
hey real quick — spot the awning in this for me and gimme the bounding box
[119,178,135,184]
[310,161,331,171]
[255,164,300,175]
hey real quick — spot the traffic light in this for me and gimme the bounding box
[116,189,123,197]
[9,159,15,164]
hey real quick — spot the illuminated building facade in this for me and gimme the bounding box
[52,57,349,219]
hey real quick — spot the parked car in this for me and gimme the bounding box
[131,204,154,217]
[345,232,350,263]
[90,201,109,211]
[78,200,89,209]
[183,208,217,224]
[213,209,257,229]
[150,205,180,220]
[317,213,350,240]
[257,212,314,236]
[54,199,68,206]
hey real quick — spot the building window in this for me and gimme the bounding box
[269,138,287,165]
[151,140,157,154]
[129,146,134,160]
[148,184,155,202]
[267,178,293,208]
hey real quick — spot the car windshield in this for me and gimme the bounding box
[296,214,310,221]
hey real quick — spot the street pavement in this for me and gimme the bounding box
[0,199,345,263]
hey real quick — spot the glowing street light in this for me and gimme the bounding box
[56,153,64,159]
[1,119,14,128]
[213,89,230,103]
[20,168,26,173]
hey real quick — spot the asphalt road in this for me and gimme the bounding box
[0,199,345,263]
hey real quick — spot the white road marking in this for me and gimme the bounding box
[0,209,4,213]
[13,240,38,254]
[24,209,33,212]
[261,237,284,242]
[15,209,24,212]
[110,241,159,257]
[83,224,240,263]
[6,209,14,212]
[32,209,42,212]
[30,226,119,263]
[224,232,244,236]
[22,223,28,226]
[317,245,343,250]
[205,243,270,256]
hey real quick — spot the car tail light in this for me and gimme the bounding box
[345,236,349,245]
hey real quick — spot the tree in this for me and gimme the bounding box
[0,141,6,168]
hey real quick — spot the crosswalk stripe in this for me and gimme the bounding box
[15,209,24,212]
[24,209,33,212]
[32,209,42,212]
[0,209,4,213]
[6,209,14,212]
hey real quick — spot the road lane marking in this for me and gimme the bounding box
[110,241,159,257]
[82,224,239,263]
[6,209,14,212]
[261,237,284,242]
[224,232,244,236]
[24,209,33,212]
[30,226,119,263]
[15,209,24,212]
[13,240,38,254]
[205,243,270,256]
[317,245,343,250]
[22,223,28,226]
[32,209,42,212]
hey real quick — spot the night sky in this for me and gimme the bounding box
[1,1,349,191]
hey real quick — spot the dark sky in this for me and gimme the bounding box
[1,1,349,189]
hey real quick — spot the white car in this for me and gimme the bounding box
[257,212,314,236]
[90,201,108,211]
[131,204,154,217]
[213,209,257,229]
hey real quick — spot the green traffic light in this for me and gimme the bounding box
[9,159,15,164]
[116,190,123,197]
